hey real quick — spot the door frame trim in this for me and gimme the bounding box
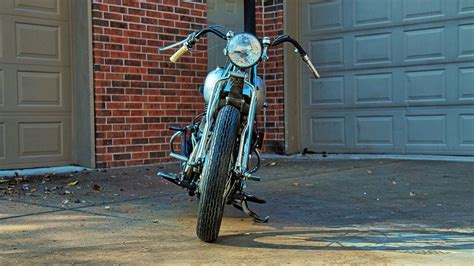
[283,0,302,154]
[71,0,95,168]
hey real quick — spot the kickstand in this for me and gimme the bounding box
[233,200,269,223]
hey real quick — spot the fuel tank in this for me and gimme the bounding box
[203,68,266,112]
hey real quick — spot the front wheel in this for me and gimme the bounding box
[196,105,240,242]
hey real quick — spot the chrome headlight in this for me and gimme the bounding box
[226,33,262,68]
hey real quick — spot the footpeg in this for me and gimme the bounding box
[244,172,262,181]
[248,175,262,181]
[158,171,179,184]
[158,171,192,190]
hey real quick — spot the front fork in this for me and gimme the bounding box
[235,76,258,176]
[183,66,259,180]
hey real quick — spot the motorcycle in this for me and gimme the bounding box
[158,26,320,242]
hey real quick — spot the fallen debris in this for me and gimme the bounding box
[92,184,102,192]
[68,180,79,186]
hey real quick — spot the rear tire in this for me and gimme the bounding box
[196,105,240,242]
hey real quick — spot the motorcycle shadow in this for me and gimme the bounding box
[216,227,474,252]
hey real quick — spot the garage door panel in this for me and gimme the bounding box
[354,32,392,65]
[0,18,3,59]
[309,76,345,105]
[405,69,446,102]
[310,116,346,146]
[19,121,62,157]
[355,116,394,146]
[307,0,343,31]
[0,0,68,21]
[459,0,474,14]
[459,114,474,146]
[459,23,474,58]
[405,115,447,147]
[0,69,3,106]
[404,26,445,61]
[402,0,445,20]
[0,116,71,168]
[354,0,392,26]
[16,23,60,60]
[459,67,474,100]
[18,71,61,107]
[310,38,344,67]
[15,116,71,165]
[0,15,70,67]
[0,122,4,159]
[0,64,70,112]
[355,73,393,104]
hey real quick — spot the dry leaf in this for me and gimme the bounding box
[68,180,79,186]
[92,184,102,192]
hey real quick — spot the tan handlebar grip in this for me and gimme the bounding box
[170,45,189,63]
[303,55,321,79]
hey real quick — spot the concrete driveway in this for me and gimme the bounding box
[1,158,473,264]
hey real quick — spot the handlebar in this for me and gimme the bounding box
[160,27,320,79]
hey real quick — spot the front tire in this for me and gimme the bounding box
[196,105,240,242]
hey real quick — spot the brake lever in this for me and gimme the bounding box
[159,37,188,51]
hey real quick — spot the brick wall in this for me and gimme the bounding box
[255,0,285,154]
[92,0,208,168]
[92,0,286,168]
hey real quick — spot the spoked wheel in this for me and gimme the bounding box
[196,105,240,242]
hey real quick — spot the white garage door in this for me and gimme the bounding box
[300,0,474,155]
[0,0,71,169]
